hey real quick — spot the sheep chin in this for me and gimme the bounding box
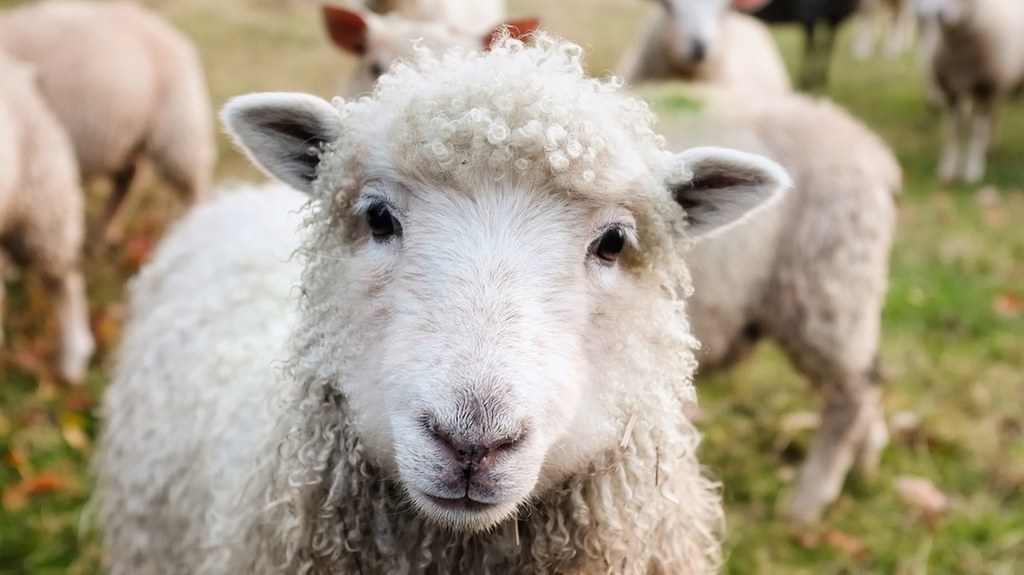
[406,489,522,532]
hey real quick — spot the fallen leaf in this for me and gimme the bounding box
[1,472,65,512]
[6,448,31,476]
[896,475,950,518]
[60,413,90,451]
[92,303,127,354]
[122,234,158,270]
[993,293,1022,318]
[825,528,870,563]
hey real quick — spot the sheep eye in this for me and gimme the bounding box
[593,227,626,263]
[366,202,399,239]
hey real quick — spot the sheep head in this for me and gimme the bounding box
[652,0,732,71]
[222,35,788,533]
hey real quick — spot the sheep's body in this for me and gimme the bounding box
[641,83,900,522]
[98,36,792,574]
[918,0,1024,183]
[362,0,505,35]
[618,5,791,94]
[0,51,94,382]
[0,0,214,241]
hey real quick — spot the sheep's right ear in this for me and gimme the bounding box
[221,92,342,194]
[664,146,790,239]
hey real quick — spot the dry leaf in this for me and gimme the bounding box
[992,293,1022,318]
[6,448,30,475]
[93,303,127,353]
[825,528,870,563]
[896,475,950,517]
[1,472,65,512]
[60,413,90,451]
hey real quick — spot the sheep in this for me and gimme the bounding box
[322,4,539,96]
[853,0,917,60]
[361,0,506,35]
[0,50,94,383]
[913,0,1024,184]
[735,0,861,89]
[96,34,792,574]
[0,0,215,244]
[637,82,900,523]
[617,0,792,94]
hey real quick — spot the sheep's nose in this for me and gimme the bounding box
[432,426,523,473]
[691,38,707,61]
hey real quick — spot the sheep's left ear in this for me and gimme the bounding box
[221,92,342,194]
[482,18,541,50]
[664,146,790,239]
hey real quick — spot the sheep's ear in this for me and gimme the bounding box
[323,5,372,55]
[665,146,790,239]
[221,92,342,194]
[483,18,541,50]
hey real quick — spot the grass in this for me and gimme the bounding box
[1,0,1022,573]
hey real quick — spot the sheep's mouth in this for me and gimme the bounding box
[423,493,497,513]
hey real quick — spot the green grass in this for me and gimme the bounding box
[1,1,1023,573]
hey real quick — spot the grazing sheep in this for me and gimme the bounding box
[97,35,791,573]
[853,0,916,60]
[735,0,861,88]
[914,0,1024,183]
[639,82,900,523]
[322,4,538,95]
[361,0,506,35]
[0,51,94,382]
[617,0,792,94]
[0,0,215,243]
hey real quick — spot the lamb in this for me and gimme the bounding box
[361,0,506,35]
[639,82,900,523]
[0,50,94,383]
[322,4,538,96]
[735,0,861,88]
[96,35,792,573]
[0,0,215,243]
[914,0,1024,183]
[617,0,791,94]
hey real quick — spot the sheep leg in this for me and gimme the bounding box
[938,97,969,183]
[852,9,877,61]
[97,158,140,246]
[963,96,1000,184]
[45,270,94,384]
[884,0,914,58]
[786,382,881,523]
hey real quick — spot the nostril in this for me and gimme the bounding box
[691,38,706,62]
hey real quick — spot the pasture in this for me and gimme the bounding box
[0,0,1021,572]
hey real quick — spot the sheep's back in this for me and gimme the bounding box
[97,182,307,574]
[0,0,206,176]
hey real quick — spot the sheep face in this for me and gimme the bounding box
[914,0,972,25]
[223,38,788,533]
[656,0,731,69]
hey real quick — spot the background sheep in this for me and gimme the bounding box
[0,50,94,383]
[915,0,1024,184]
[361,0,506,35]
[617,0,791,94]
[638,83,900,523]
[97,36,791,573]
[735,0,861,88]
[322,4,539,95]
[0,0,215,243]
[852,0,916,60]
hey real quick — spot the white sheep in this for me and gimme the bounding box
[96,35,792,573]
[640,82,900,523]
[617,0,791,94]
[914,0,1024,183]
[0,0,215,243]
[322,4,538,96]
[0,50,94,382]
[361,0,506,35]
